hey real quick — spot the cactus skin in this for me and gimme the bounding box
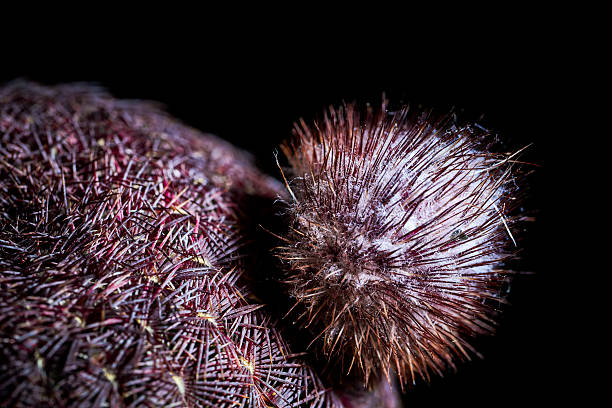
[0,82,334,407]
[276,103,524,387]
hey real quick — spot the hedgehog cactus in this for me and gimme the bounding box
[276,103,523,387]
[0,82,332,407]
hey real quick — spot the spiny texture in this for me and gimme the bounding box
[0,82,332,407]
[278,103,523,387]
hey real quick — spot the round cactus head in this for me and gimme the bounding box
[276,102,525,387]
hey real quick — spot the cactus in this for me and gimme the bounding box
[0,82,332,407]
[274,103,525,387]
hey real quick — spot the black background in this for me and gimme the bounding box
[1,20,566,406]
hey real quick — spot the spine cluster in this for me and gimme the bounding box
[277,103,523,386]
